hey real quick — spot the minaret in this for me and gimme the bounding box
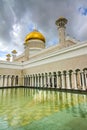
[6,54,11,62]
[55,17,68,46]
[11,50,17,61]
[24,42,29,61]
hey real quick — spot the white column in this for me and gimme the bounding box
[27,75,29,86]
[66,72,70,89]
[0,76,3,87]
[13,76,15,86]
[58,75,61,88]
[84,71,87,89]
[30,75,32,87]
[7,75,11,86]
[42,75,44,87]
[37,75,39,87]
[28,76,30,86]
[36,75,38,87]
[0,75,1,87]
[52,73,54,88]
[39,75,41,87]
[9,76,11,86]
[56,73,59,88]
[34,75,36,87]
[71,72,74,89]
[4,76,7,87]
[61,73,65,89]
[40,75,43,87]
[44,74,46,87]
[45,74,48,88]
[77,72,81,90]
[32,75,34,87]
[48,74,50,88]
[33,75,35,87]
[7,76,9,86]
[81,71,85,90]
[69,73,72,89]
[73,72,77,89]
[3,76,5,87]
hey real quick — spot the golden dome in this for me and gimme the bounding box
[25,29,45,43]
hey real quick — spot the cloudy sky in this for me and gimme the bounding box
[0,0,87,60]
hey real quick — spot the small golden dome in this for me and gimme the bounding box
[57,16,67,23]
[6,54,11,57]
[25,29,45,43]
[11,50,17,54]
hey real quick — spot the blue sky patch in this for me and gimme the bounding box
[78,7,87,16]
[0,51,7,57]
[27,23,34,32]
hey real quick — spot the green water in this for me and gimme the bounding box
[0,88,87,130]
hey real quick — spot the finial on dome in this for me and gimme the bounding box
[33,24,38,31]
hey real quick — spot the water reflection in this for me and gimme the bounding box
[0,88,87,128]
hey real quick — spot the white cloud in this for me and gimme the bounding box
[0,0,87,60]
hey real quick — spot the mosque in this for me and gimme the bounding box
[0,17,87,90]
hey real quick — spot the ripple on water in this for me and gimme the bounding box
[0,120,9,130]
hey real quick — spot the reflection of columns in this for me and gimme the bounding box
[81,71,85,90]
[52,73,54,88]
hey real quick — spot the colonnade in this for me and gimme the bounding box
[0,75,19,87]
[24,68,87,90]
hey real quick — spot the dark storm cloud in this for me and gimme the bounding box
[0,0,87,60]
